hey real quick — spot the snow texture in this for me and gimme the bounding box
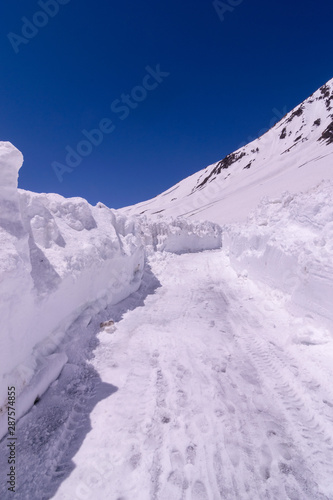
[139,216,222,254]
[224,181,333,329]
[2,248,331,499]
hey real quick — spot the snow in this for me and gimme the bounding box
[0,78,333,499]
[0,353,68,441]
[0,141,24,234]
[120,78,333,225]
[0,143,220,442]
[2,249,332,499]
[139,217,222,254]
[224,181,333,328]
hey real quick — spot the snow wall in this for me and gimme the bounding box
[224,181,333,329]
[0,142,222,438]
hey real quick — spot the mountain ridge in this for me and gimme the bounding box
[120,77,333,224]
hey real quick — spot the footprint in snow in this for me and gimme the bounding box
[176,389,188,408]
[129,452,142,470]
[191,480,209,500]
[195,415,210,434]
[186,443,197,465]
[259,442,273,481]
[170,448,184,468]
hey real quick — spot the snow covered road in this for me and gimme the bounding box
[1,249,333,499]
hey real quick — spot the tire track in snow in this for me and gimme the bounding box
[149,252,331,500]
[230,306,333,499]
[206,253,333,499]
[48,250,333,500]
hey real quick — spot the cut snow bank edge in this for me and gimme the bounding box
[224,181,333,329]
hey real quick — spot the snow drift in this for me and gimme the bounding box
[0,141,221,439]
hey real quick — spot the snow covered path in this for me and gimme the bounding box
[2,249,333,499]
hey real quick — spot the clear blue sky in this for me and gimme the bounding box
[1,0,332,208]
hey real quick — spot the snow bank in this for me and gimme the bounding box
[224,181,333,327]
[0,143,148,435]
[138,216,222,254]
[0,193,145,438]
[0,142,222,439]
[0,141,24,235]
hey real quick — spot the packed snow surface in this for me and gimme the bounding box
[1,247,332,499]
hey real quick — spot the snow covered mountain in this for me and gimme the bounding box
[121,78,333,224]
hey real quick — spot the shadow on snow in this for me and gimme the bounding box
[0,263,161,500]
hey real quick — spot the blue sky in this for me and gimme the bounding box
[1,0,332,208]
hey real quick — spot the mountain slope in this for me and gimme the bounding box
[120,78,333,224]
